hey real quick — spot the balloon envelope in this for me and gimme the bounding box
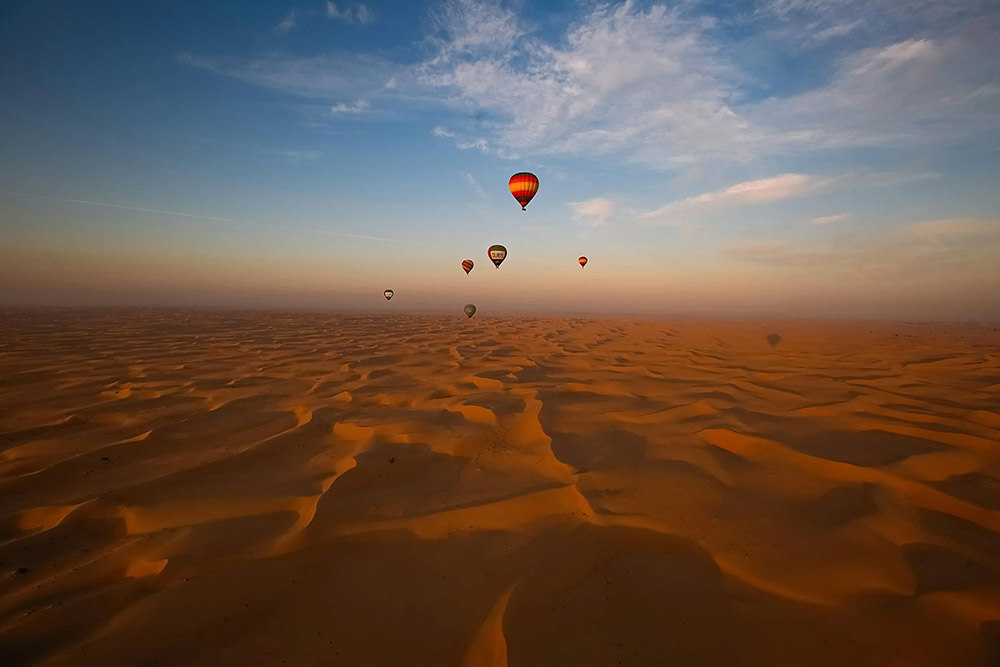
[578,256,588,268]
[508,172,539,211]
[384,289,394,301]
[462,259,474,274]
[488,244,507,268]
[464,304,477,319]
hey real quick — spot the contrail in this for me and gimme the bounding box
[0,190,429,246]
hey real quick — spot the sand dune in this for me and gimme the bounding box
[1,309,999,665]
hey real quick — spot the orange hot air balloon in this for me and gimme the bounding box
[462,259,474,274]
[509,172,539,211]
[578,256,588,268]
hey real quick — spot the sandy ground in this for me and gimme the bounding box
[1,309,999,666]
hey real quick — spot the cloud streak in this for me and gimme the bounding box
[463,171,487,198]
[274,9,297,34]
[570,198,614,227]
[330,99,369,114]
[326,2,375,25]
[807,213,848,225]
[638,173,834,224]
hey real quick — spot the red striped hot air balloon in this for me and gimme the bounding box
[462,259,474,274]
[578,256,588,268]
[508,172,539,211]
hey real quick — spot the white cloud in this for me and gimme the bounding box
[432,126,455,138]
[327,2,375,25]
[808,213,848,225]
[182,1,1000,167]
[422,0,750,166]
[274,9,297,34]
[463,172,487,198]
[178,52,396,100]
[569,198,614,227]
[456,137,487,151]
[812,20,863,42]
[330,99,369,114]
[425,0,521,61]
[758,0,987,46]
[421,2,1000,164]
[753,30,1000,150]
[638,173,834,223]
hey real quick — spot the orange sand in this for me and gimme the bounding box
[1,309,999,665]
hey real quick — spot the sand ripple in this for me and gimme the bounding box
[0,310,999,665]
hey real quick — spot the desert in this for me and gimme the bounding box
[0,308,998,665]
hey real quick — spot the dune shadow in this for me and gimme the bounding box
[503,522,739,667]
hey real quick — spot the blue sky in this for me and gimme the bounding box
[1,0,998,319]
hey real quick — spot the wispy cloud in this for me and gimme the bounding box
[570,198,614,227]
[274,9,297,34]
[463,171,487,198]
[753,30,1000,149]
[180,0,1000,168]
[327,2,375,25]
[456,137,487,151]
[177,52,396,100]
[425,0,522,61]
[638,173,834,224]
[330,99,369,114]
[758,0,986,45]
[807,213,848,225]
[422,0,747,166]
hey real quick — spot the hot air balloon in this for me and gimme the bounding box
[384,289,394,301]
[462,259,474,274]
[488,244,507,268]
[578,256,588,268]
[464,304,477,319]
[509,172,539,211]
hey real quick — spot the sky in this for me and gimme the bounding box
[1,0,999,320]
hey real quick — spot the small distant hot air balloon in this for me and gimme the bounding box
[384,289,394,301]
[508,172,539,211]
[462,259,474,274]
[578,256,588,268]
[488,244,507,268]
[464,304,477,319]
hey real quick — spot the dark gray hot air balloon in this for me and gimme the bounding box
[384,289,394,301]
[464,304,477,319]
